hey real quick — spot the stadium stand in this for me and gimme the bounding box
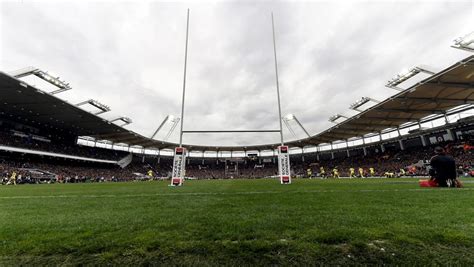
[1,124,472,183]
[0,55,473,184]
[1,56,473,152]
[0,127,128,160]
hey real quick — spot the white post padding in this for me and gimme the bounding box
[171,147,186,186]
[278,145,291,184]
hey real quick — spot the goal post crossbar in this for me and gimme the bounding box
[182,130,281,133]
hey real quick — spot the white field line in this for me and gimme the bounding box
[0,187,473,200]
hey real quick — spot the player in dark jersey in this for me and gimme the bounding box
[429,147,460,187]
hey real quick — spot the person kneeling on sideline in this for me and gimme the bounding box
[428,146,462,188]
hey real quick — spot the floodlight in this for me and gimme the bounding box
[451,32,474,52]
[76,99,111,115]
[9,67,72,94]
[33,71,71,94]
[150,115,181,139]
[385,66,436,91]
[329,114,348,123]
[170,116,180,123]
[109,116,133,126]
[282,113,311,137]
[349,97,380,112]
[284,114,296,121]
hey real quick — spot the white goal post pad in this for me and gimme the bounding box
[278,145,291,184]
[170,147,186,186]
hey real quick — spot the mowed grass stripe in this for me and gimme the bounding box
[1,178,473,265]
[0,187,474,199]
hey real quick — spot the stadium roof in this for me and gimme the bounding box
[1,55,473,152]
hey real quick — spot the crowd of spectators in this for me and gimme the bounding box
[293,140,473,178]
[182,140,473,179]
[1,136,472,185]
[181,141,473,179]
[184,161,277,179]
[0,130,128,160]
[1,159,137,184]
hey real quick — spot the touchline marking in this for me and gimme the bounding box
[0,187,473,200]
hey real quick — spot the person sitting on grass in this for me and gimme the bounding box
[429,146,462,188]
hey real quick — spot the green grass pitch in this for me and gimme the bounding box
[1,178,474,265]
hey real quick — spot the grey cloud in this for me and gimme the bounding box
[0,0,471,147]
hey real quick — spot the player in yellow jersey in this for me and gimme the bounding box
[398,168,406,178]
[349,167,356,178]
[307,168,312,179]
[369,167,375,177]
[332,168,340,179]
[358,167,365,178]
[320,167,326,178]
[147,170,154,181]
[7,171,17,185]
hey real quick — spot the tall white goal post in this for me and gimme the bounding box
[170,8,190,187]
[170,10,291,186]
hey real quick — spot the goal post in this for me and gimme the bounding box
[278,145,291,184]
[170,147,186,186]
[169,11,291,186]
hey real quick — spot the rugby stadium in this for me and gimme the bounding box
[1,1,474,265]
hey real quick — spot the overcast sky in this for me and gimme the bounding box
[0,0,472,146]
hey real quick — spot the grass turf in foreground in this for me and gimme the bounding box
[0,178,474,265]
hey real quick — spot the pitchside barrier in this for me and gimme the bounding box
[278,145,291,184]
[170,147,186,186]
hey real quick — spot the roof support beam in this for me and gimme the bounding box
[112,135,144,143]
[314,136,334,143]
[426,81,474,89]
[376,108,446,114]
[323,131,355,142]
[401,97,474,104]
[323,132,355,139]
[337,128,381,134]
[128,139,154,146]
[361,116,416,122]
[135,140,161,148]
[92,132,131,139]
[348,121,397,127]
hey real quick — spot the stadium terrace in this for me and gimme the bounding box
[1,55,473,157]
